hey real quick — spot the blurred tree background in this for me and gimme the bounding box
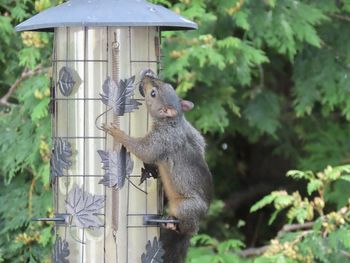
[1,0,350,262]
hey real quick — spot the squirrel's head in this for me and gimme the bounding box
[139,69,194,120]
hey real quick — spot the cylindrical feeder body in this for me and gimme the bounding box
[16,1,196,262]
[53,26,161,263]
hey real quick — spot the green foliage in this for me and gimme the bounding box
[187,234,249,263]
[252,165,350,224]
[160,0,349,140]
[248,1,327,59]
[250,191,291,214]
[291,224,350,263]
[0,0,58,262]
[249,165,350,262]
[292,22,350,120]
[191,165,350,262]
[243,90,281,136]
[158,1,350,200]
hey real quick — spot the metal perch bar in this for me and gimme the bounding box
[143,215,180,226]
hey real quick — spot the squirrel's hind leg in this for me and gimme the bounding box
[176,197,208,235]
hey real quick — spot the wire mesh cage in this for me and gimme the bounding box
[51,26,163,263]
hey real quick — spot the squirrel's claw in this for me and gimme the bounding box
[101,123,108,132]
[161,216,180,232]
[110,123,119,129]
[163,222,178,232]
[101,123,115,135]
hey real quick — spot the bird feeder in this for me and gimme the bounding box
[16,1,196,262]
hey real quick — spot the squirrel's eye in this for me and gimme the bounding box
[150,89,156,98]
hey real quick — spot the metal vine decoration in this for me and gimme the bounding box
[141,237,165,263]
[50,138,73,179]
[66,186,105,228]
[100,76,141,116]
[98,146,133,189]
[58,67,81,97]
[53,236,70,263]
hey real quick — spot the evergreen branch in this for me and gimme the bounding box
[258,64,265,89]
[237,245,269,257]
[0,65,48,106]
[238,222,314,258]
[277,222,314,237]
[28,178,36,217]
[0,3,11,13]
[329,13,350,22]
[341,250,350,258]
[226,0,245,15]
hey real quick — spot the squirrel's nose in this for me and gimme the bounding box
[140,69,157,79]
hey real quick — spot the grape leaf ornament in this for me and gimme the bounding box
[98,146,133,189]
[66,187,105,228]
[58,67,81,97]
[100,76,141,116]
[53,237,70,263]
[141,237,165,263]
[50,138,73,179]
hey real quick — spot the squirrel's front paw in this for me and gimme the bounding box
[102,123,123,138]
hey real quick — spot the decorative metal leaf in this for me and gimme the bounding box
[53,237,70,263]
[58,67,78,97]
[98,146,133,189]
[100,76,142,116]
[140,163,159,185]
[66,186,104,228]
[141,237,165,263]
[50,138,72,179]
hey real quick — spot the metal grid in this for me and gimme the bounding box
[52,26,108,262]
[51,26,162,263]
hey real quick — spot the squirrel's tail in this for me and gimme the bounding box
[160,228,191,263]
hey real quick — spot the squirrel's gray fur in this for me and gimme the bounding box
[103,70,213,263]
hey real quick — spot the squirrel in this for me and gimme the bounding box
[102,70,213,263]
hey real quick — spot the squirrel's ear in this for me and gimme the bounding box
[181,100,194,112]
[160,107,178,118]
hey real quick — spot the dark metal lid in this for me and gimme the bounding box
[16,0,197,32]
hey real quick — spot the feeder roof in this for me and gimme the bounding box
[15,0,197,32]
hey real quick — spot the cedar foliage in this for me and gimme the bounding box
[0,0,350,262]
